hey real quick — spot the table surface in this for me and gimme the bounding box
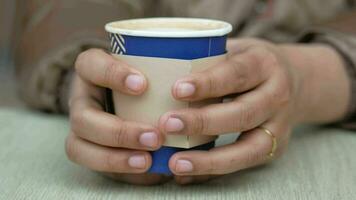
[0,108,356,200]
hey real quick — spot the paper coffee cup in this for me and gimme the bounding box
[105,18,232,174]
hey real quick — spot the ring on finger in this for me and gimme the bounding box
[259,127,277,158]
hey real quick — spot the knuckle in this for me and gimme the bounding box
[279,86,292,107]
[244,147,265,167]
[228,60,249,89]
[70,107,89,134]
[272,77,292,108]
[204,71,218,96]
[191,110,209,134]
[85,48,103,59]
[69,114,81,134]
[235,75,248,90]
[112,122,129,147]
[105,151,122,172]
[69,108,79,125]
[249,45,279,69]
[103,60,119,86]
[283,76,293,101]
[260,48,283,75]
[75,49,99,72]
[233,103,255,132]
[263,48,279,65]
[205,154,228,175]
[245,46,266,66]
[74,51,88,72]
[103,60,132,90]
[65,135,78,163]
[229,58,241,71]
[85,48,102,55]
[206,155,219,174]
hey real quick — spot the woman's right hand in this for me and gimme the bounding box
[65,49,169,185]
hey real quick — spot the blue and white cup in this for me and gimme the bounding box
[105,18,232,174]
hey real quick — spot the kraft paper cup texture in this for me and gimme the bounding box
[105,18,232,174]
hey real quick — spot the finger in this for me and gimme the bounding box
[160,78,287,135]
[174,175,219,185]
[70,95,163,150]
[172,45,273,101]
[227,38,270,54]
[169,119,288,175]
[70,75,163,150]
[65,132,152,173]
[104,173,172,186]
[75,48,147,95]
[69,73,105,109]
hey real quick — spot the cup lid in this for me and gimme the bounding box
[105,17,232,38]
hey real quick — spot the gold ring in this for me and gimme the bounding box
[259,127,277,158]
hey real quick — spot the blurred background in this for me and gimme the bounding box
[0,0,21,107]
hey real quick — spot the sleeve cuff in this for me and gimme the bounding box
[19,37,107,113]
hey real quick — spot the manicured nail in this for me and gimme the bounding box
[176,160,193,173]
[128,155,146,169]
[139,132,158,148]
[125,74,145,92]
[165,117,184,133]
[176,82,195,98]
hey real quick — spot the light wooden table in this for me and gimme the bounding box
[0,108,355,200]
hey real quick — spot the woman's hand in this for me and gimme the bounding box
[65,49,170,185]
[65,38,350,186]
[160,39,350,184]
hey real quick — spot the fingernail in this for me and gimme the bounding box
[176,82,195,98]
[176,160,193,173]
[125,74,145,92]
[139,132,158,148]
[165,117,184,133]
[128,155,146,169]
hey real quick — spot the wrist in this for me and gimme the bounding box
[279,44,350,124]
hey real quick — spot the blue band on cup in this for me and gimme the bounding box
[148,141,215,175]
[109,28,228,174]
[110,34,227,59]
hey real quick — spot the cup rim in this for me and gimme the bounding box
[105,17,232,38]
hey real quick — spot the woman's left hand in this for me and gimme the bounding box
[158,38,350,185]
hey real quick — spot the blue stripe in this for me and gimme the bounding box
[148,141,215,175]
[110,33,227,60]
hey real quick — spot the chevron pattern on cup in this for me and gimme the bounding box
[110,33,126,54]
